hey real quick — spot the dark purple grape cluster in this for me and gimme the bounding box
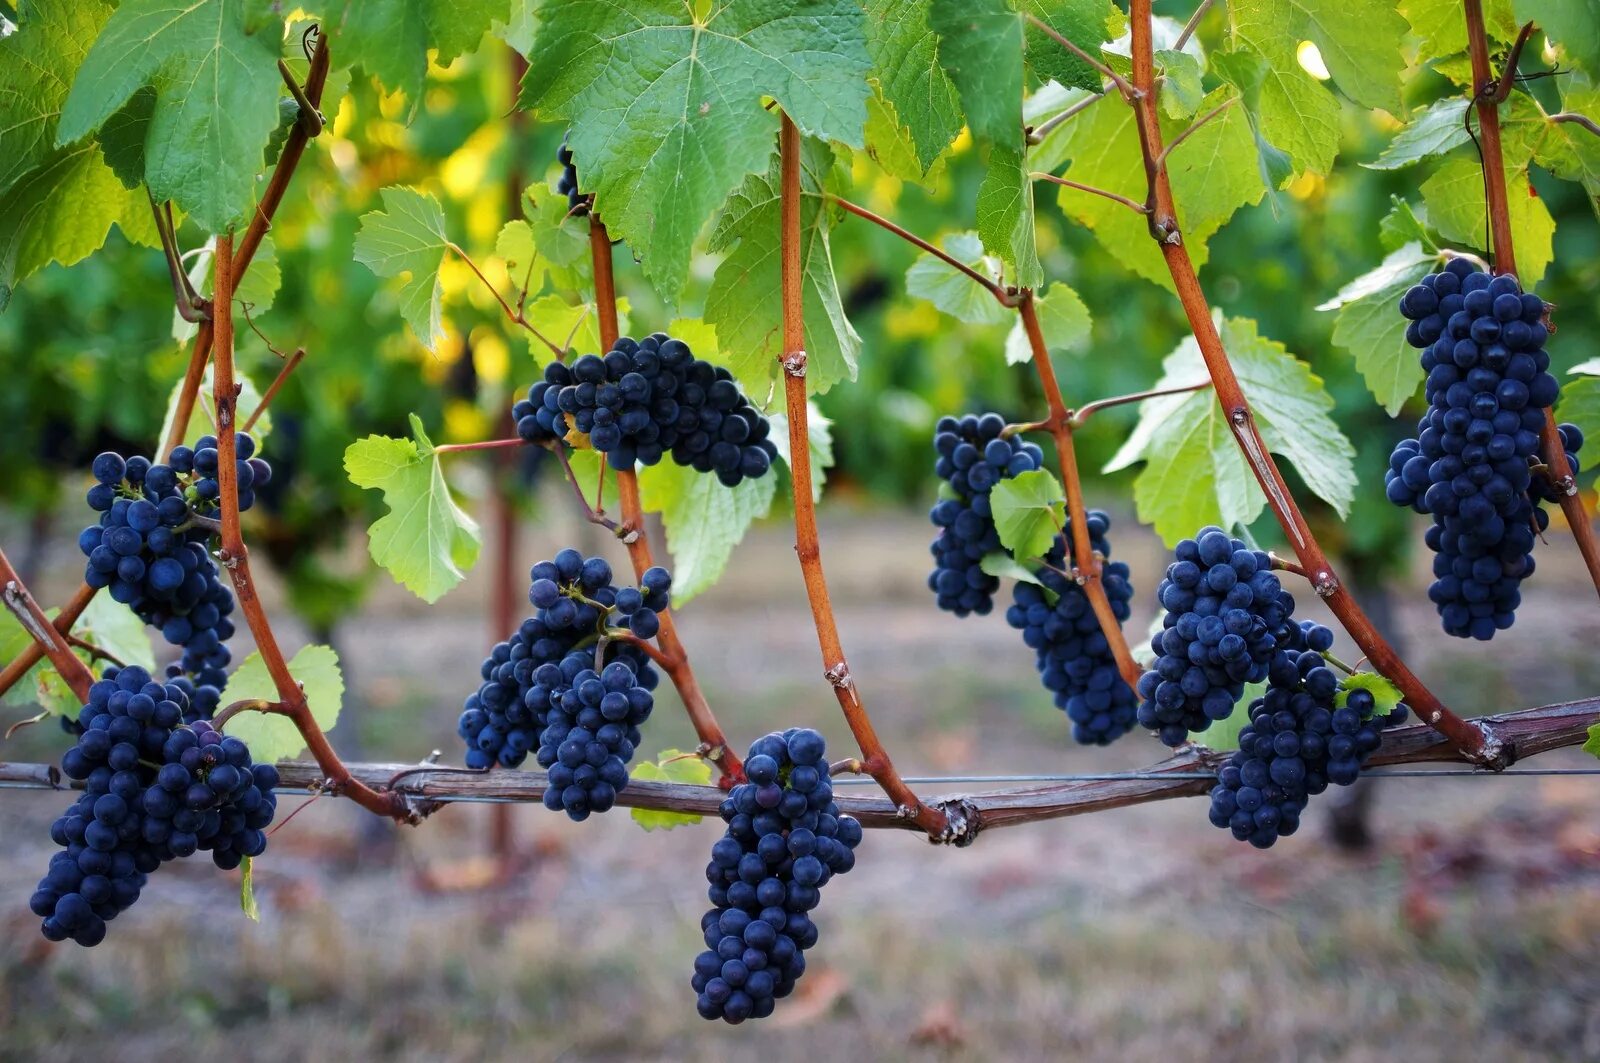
[556,131,588,217]
[1006,511,1137,744]
[79,438,268,700]
[1532,423,1583,504]
[513,333,779,484]
[32,665,277,946]
[928,413,1044,617]
[693,728,862,1024]
[1136,527,1299,747]
[1386,259,1565,640]
[1207,622,1406,848]
[457,549,662,818]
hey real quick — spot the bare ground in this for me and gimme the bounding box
[1,503,1598,1062]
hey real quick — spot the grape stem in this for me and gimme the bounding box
[584,211,744,787]
[547,442,632,540]
[780,115,955,840]
[1024,14,1135,101]
[1098,0,1503,763]
[1550,112,1600,138]
[1068,379,1211,427]
[212,698,284,730]
[1173,0,1212,49]
[1018,292,1145,691]
[62,632,124,668]
[828,195,1018,307]
[1030,172,1150,215]
[446,241,567,359]
[433,437,526,455]
[210,234,413,822]
[0,547,93,702]
[1027,88,1107,144]
[1268,553,1308,579]
[242,346,307,433]
[1461,1,1600,600]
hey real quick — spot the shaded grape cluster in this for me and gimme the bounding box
[79,437,268,704]
[927,412,1044,616]
[1386,259,1564,639]
[1136,527,1299,747]
[1006,511,1138,744]
[1208,622,1406,848]
[32,666,277,946]
[556,131,588,217]
[693,728,862,1024]
[1531,422,1584,504]
[457,550,664,817]
[513,333,779,484]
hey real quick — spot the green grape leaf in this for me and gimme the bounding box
[1020,0,1123,93]
[77,593,156,673]
[561,446,621,514]
[517,294,628,366]
[630,751,713,831]
[1004,285,1091,364]
[1556,373,1600,475]
[495,0,540,56]
[158,361,273,454]
[1315,242,1436,415]
[930,0,1041,285]
[519,0,872,302]
[0,0,114,195]
[1366,97,1470,170]
[296,1,508,104]
[1227,0,1406,113]
[1157,48,1206,119]
[1211,46,1338,182]
[705,140,861,396]
[1105,315,1356,545]
[980,551,1045,588]
[223,644,345,765]
[1585,720,1600,760]
[1378,196,1437,253]
[98,88,156,189]
[767,401,836,504]
[990,468,1066,562]
[1535,73,1600,219]
[1336,671,1404,717]
[638,460,777,607]
[1422,157,1555,283]
[1516,0,1600,78]
[0,143,132,310]
[57,0,285,233]
[1402,0,1518,56]
[0,608,81,717]
[1050,86,1262,291]
[862,0,963,172]
[528,186,592,268]
[904,231,1010,325]
[354,187,451,354]
[344,415,482,603]
[240,856,259,920]
[861,91,933,181]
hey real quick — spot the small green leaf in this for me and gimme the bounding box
[1005,285,1092,364]
[223,644,345,765]
[905,232,1010,325]
[240,855,260,921]
[1585,720,1600,760]
[529,186,591,268]
[1316,242,1436,415]
[158,361,273,454]
[991,468,1066,562]
[1105,316,1356,545]
[1336,671,1404,717]
[1556,374,1600,477]
[1377,197,1437,253]
[767,402,835,505]
[57,0,286,233]
[1156,48,1206,119]
[354,187,451,353]
[1422,157,1555,284]
[980,551,1045,587]
[974,144,1042,289]
[77,593,155,673]
[1200,680,1267,752]
[638,460,777,607]
[1366,97,1470,171]
[344,416,481,603]
[630,750,713,831]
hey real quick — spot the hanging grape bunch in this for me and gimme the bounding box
[513,333,779,485]
[457,549,670,820]
[927,413,1044,616]
[1386,258,1566,639]
[556,131,588,217]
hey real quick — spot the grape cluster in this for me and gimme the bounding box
[556,131,588,217]
[32,666,277,946]
[79,437,269,700]
[1532,423,1584,504]
[1208,622,1405,848]
[1006,512,1138,744]
[1386,259,1565,639]
[693,728,862,1024]
[457,550,665,817]
[1136,527,1299,747]
[927,413,1044,616]
[513,333,779,485]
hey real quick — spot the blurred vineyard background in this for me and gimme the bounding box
[2,4,1599,1061]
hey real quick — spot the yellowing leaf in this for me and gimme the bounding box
[223,644,345,765]
[630,750,713,831]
